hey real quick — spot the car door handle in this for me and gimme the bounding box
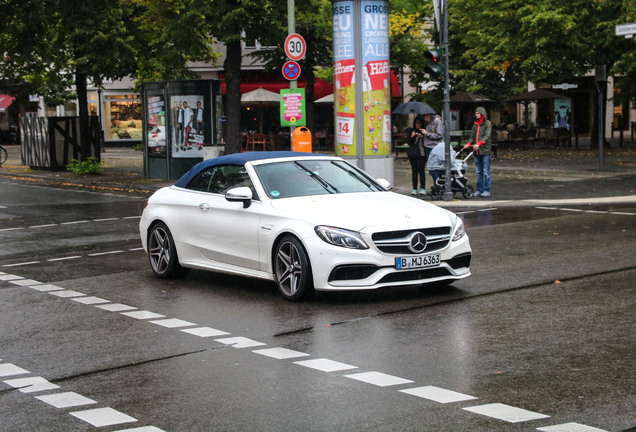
[198,203,210,211]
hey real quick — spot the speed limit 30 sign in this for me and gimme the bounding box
[284,33,306,61]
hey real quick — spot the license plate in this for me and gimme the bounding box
[395,253,441,270]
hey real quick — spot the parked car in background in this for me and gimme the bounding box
[139,152,471,301]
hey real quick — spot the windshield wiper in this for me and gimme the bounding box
[295,163,339,193]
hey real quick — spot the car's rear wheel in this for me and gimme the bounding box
[274,236,313,301]
[148,222,184,278]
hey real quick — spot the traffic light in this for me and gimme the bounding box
[423,48,443,80]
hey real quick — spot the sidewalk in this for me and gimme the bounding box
[2,141,636,208]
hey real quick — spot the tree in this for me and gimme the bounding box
[449,0,636,139]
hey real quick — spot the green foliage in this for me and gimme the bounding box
[66,157,104,175]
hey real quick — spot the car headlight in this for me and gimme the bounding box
[315,226,369,249]
[452,217,466,241]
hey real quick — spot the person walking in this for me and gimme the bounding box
[406,117,427,195]
[464,106,492,197]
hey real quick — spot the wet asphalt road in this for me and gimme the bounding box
[0,181,635,432]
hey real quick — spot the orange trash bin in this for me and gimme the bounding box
[292,127,312,153]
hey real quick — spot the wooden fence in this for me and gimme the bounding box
[20,116,100,169]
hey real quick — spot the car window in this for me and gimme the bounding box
[255,160,384,199]
[186,164,257,198]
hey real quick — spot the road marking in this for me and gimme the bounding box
[61,220,90,225]
[121,310,165,320]
[47,256,82,262]
[214,336,266,349]
[3,261,40,267]
[400,385,478,403]
[537,423,608,432]
[609,211,636,215]
[9,278,42,286]
[149,318,196,328]
[49,290,86,298]
[0,270,610,430]
[0,363,30,377]
[28,284,64,292]
[253,347,310,360]
[4,376,60,393]
[72,296,110,305]
[463,403,549,423]
[96,303,137,312]
[88,250,124,256]
[35,392,97,409]
[70,407,137,427]
[345,371,413,387]
[94,218,119,222]
[294,358,358,372]
[180,327,230,338]
[30,224,58,228]
[123,216,141,220]
[0,273,24,280]
[0,227,24,232]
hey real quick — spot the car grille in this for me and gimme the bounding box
[371,227,451,255]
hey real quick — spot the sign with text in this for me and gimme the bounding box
[280,88,306,127]
[285,33,307,61]
[333,1,357,156]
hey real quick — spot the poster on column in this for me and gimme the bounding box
[361,0,391,156]
[170,95,206,158]
[333,1,357,156]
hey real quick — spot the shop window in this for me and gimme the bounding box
[104,95,142,140]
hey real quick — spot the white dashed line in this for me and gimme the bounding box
[28,284,64,292]
[96,303,137,312]
[35,392,97,409]
[70,407,137,427]
[30,224,58,228]
[0,274,24,280]
[537,423,608,432]
[149,318,196,328]
[253,347,310,360]
[121,310,165,320]
[180,327,230,338]
[399,385,478,403]
[463,403,550,423]
[87,250,124,256]
[113,426,166,432]
[3,261,40,267]
[4,376,60,393]
[344,371,413,387]
[94,218,119,222]
[47,256,82,262]
[9,278,42,286]
[48,290,86,298]
[0,363,30,377]
[61,220,90,225]
[72,296,110,305]
[0,227,24,232]
[214,336,266,349]
[293,358,358,372]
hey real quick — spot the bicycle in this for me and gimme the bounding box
[0,145,7,166]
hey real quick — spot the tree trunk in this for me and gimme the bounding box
[75,71,91,160]
[224,39,242,154]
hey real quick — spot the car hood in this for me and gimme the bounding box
[268,192,455,231]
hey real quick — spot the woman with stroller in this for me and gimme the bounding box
[406,112,444,196]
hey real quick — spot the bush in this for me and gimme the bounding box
[66,157,103,175]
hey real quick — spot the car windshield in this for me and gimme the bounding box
[255,159,385,199]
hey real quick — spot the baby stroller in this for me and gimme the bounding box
[429,149,475,200]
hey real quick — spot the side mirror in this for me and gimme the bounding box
[225,186,253,208]
[376,178,391,190]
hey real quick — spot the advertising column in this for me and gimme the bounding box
[333,0,392,181]
[333,1,357,156]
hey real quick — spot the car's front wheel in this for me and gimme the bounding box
[274,235,313,301]
[147,222,184,278]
